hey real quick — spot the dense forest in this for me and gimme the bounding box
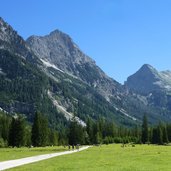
[0,110,171,148]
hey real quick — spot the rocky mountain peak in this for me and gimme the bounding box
[125,64,161,95]
[125,63,171,95]
[26,29,122,101]
[0,17,37,62]
[26,29,95,68]
[137,64,159,76]
[0,17,22,44]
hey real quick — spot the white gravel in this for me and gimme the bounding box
[0,146,90,170]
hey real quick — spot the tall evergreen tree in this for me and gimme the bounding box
[0,113,10,143]
[152,127,158,144]
[158,125,163,145]
[162,125,169,144]
[49,129,58,146]
[141,114,148,144]
[86,117,93,144]
[31,112,48,147]
[8,115,26,147]
[68,117,84,145]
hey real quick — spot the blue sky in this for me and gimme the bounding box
[1,0,171,83]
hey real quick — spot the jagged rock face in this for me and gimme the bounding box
[0,17,36,62]
[26,30,95,74]
[26,30,122,100]
[125,64,171,95]
[125,64,171,117]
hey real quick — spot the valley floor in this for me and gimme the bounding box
[0,146,90,170]
[4,144,171,171]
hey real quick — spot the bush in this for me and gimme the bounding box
[0,138,7,147]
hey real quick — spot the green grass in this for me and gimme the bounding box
[0,146,66,162]
[6,144,171,171]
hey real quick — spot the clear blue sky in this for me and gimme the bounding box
[1,0,171,83]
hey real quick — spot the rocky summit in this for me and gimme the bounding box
[0,17,171,126]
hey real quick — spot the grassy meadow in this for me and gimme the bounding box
[0,146,66,162]
[5,144,171,171]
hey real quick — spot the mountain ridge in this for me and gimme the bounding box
[0,16,171,126]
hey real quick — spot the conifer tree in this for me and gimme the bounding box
[163,125,169,144]
[141,114,148,144]
[68,117,84,145]
[158,125,163,145]
[31,112,48,147]
[8,115,26,147]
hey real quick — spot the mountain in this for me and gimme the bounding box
[26,30,123,101]
[125,64,171,120]
[0,17,138,127]
[125,64,171,95]
[1,17,171,127]
[28,29,171,124]
[0,17,70,129]
[28,29,158,125]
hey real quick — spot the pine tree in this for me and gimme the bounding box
[166,124,171,142]
[162,125,169,144]
[152,127,158,144]
[68,117,84,145]
[141,114,148,144]
[49,129,58,146]
[86,118,93,144]
[158,125,163,145]
[31,112,49,147]
[8,115,26,147]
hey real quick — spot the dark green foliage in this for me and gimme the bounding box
[141,114,149,144]
[68,117,85,145]
[0,50,48,104]
[8,115,26,147]
[31,112,48,147]
[151,127,158,144]
[0,111,10,147]
[162,125,169,144]
[48,129,58,146]
[158,125,163,145]
[151,122,169,145]
[167,124,171,142]
[0,111,10,142]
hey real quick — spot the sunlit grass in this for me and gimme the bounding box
[7,144,171,171]
[0,146,66,161]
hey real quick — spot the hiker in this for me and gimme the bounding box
[72,144,74,150]
[68,144,71,150]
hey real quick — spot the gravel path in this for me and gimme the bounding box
[0,146,90,170]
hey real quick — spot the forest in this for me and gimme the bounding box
[0,110,171,148]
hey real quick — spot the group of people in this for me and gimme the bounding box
[68,144,80,151]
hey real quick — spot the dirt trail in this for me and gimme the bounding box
[0,146,90,170]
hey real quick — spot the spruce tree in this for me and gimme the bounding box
[163,125,169,144]
[8,116,26,147]
[49,129,58,146]
[152,127,158,144]
[68,117,84,145]
[141,114,148,144]
[31,112,48,147]
[158,125,163,145]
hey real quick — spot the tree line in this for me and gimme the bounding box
[0,111,171,148]
[0,112,58,147]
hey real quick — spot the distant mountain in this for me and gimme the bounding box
[125,64,171,119]
[125,64,171,95]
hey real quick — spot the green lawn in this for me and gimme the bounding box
[0,146,66,162]
[6,144,171,171]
